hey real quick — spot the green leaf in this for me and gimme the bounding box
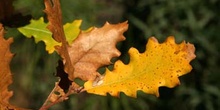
[18,17,82,53]
[63,20,82,45]
[18,17,60,53]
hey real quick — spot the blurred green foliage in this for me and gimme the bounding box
[1,0,220,109]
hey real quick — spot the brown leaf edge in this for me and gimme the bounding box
[0,24,27,110]
[44,0,74,77]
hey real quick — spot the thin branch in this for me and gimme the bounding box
[39,83,83,110]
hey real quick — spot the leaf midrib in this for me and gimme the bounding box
[23,27,51,34]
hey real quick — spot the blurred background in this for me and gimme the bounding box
[1,0,220,110]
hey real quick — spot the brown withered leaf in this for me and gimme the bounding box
[0,24,24,110]
[65,22,128,81]
[44,0,128,83]
[0,23,14,109]
[44,0,65,42]
[44,0,74,80]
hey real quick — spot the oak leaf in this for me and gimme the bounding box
[0,24,22,110]
[44,0,128,82]
[44,0,75,81]
[18,17,82,53]
[84,36,196,97]
[0,23,14,109]
[64,21,128,81]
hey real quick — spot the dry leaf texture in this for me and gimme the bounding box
[44,0,65,43]
[44,0,75,80]
[0,24,14,109]
[0,24,23,110]
[84,36,196,97]
[66,22,128,81]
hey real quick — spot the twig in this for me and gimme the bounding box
[39,83,83,110]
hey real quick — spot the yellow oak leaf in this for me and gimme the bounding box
[84,36,196,97]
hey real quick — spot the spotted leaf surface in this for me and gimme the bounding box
[84,36,196,97]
